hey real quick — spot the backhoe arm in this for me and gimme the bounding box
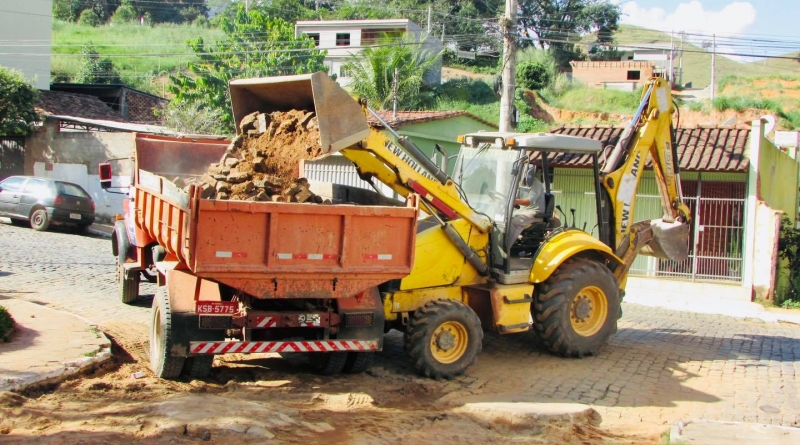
[340,105,491,233]
[600,78,692,280]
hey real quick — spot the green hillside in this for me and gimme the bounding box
[609,25,783,89]
[51,20,224,93]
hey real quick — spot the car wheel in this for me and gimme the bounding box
[30,209,50,231]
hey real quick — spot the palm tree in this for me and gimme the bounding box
[342,34,442,110]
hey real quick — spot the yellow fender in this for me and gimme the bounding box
[530,230,623,284]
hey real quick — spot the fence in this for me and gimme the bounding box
[552,169,747,283]
[0,137,25,181]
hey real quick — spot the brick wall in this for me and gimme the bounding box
[570,61,655,89]
[124,89,167,123]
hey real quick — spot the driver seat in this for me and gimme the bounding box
[528,192,558,230]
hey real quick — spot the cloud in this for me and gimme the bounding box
[617,1,756,36]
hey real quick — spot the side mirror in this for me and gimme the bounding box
[98,162,112,189]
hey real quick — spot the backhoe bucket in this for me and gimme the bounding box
[640,219,691,262]
[229,72,370,157]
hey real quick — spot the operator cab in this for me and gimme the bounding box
[453,132,609,284]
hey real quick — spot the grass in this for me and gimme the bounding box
[541,86,641,115]
[0,305,15,342]
[711,75,800,129]
[51,20,224,86]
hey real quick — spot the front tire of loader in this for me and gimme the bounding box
[150,287,186,379]
[404,299,483,380]
[533,257,620,358]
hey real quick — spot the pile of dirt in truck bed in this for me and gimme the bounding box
[173,110,325,203]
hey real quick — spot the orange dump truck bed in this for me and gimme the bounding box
[131,134,418,300]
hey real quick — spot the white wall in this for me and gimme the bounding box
[0,0,52,90]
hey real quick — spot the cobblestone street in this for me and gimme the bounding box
[2,220,799,440]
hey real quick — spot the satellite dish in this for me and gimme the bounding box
[762,115,777,135]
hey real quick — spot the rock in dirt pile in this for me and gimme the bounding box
[173,110,325,203]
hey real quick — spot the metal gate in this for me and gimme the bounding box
[629,179,746,283]
[0,137,25,181]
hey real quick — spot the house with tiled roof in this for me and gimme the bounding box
[545,121,798,304]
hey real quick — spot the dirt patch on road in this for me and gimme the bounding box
[0,328,655,444]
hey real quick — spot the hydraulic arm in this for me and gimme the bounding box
[600,77,692,280]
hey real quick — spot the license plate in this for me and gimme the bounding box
[196,301,237,315]
[70,213,81,220]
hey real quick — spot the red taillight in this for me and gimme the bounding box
[91,201,96,211]
[54,196,63,206]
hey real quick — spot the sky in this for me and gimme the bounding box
[613,1,800,61]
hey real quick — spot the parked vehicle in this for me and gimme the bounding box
[0,176,96,232]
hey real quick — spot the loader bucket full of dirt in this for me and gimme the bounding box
[229,72,370,158]
[639,219,691,262]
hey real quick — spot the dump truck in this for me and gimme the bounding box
[103,73,689,380]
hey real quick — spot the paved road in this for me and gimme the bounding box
[1,221,799,432]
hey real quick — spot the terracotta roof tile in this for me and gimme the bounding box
[548,125,750,173]
[368,110,497,129]
[36,90,126,122]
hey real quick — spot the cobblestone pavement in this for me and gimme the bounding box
[2,221,799,434]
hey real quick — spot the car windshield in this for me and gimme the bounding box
[57,182,89,198]
[453,144,520,222]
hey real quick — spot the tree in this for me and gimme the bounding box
[169,5,327,133]
[111,4,138,24]
[157,100,228,135]
[342,34,443,110]
[0,67,39,136]
[517,0,621,68]
[517,61,551,90]
[75,45,123,84]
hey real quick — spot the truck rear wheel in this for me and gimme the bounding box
[115,221,139,304]
[404,299,483,380]
[310,352,348,375]
[343,352,374,374]
[150,287,186,378]
[533,257,620,358]
[183,355,214,378]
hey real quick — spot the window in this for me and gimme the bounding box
[57,182,90,198]
[306,33,320,47]
[23,179,52,197]
[0,176,25,192]
[627,70,641,80]
[336,33,350,46]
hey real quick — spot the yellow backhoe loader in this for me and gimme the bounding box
[224,74,691,379]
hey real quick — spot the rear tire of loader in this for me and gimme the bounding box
[115,221,139,304]
[150,287,186,379]
[310,352,348,376]
[404,299,483,380]
[533,257,620,358]
[183,355,214,378]
[343,352,374,374]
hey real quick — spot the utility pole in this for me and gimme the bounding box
[669,31,674,87]
[679,31,685,87]
[499,0,517,132]
[427,4,432,33]
[245,0,249,13]
[711,34,716,102]
[393,68,399,121]
[441,22,445,43]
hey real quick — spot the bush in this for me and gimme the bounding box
[111,5,137,24]
[0,66,39,136]
[516,61,552,91]
[0,306,14,342]
[192,16,210,28]
[435,78,496,104]
[77,9,102,26]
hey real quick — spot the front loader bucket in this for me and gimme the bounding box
[640,219,691,262]
[229,72,370,157]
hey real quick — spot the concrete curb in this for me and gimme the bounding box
[671,419,800,444]
[0,343,113,392]
[0,301,114,393]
